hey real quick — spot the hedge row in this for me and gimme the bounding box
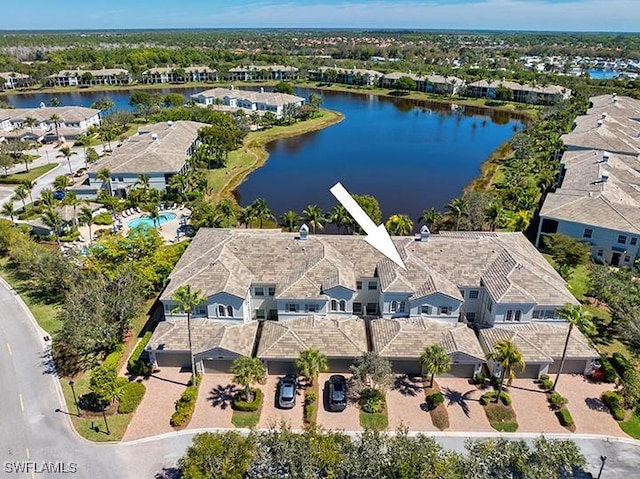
[556,408,574,427]
[233,388,263,412]
[601,391,626,421]
[118,381,146,414]
[127,331,153,376]
[611,353,633,379]
[170,374,201,428]
[599,357,618,383]
[480,391,512,406]
[103,344,125,372]
[304,391,318,425]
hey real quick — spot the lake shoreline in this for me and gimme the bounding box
[209,108,345,203]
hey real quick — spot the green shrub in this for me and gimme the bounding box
[306,391,318,404]
[549,392,568,410]
[556,408,574,427]
[539,378,554,390]
[602,391,626,420]
[359,388,385,414]
[600,357,618,383]
[480,391,512,406]
[170,410,188,427]
[233,388,262,412]
[426,392,445,410]
[103,344,125,372]
[431,406,449,430]
[612,353,633,378]
[93,212,113,225]
[304,392,317,424]
[473,371,485,384]
[127,331,153,376]
[170,376,201,428]
[539,374,550,382]
[118,381,146,414]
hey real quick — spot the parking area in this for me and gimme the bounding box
[315,373,362,431]
[122,367,191,441]
[555,374,626,437]
[189,374,237,429]
[436,378,493,432]
[507,379,566,434]
[257,375,305,430]
[387,375,436,431]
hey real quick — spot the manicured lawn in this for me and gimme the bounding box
[484,403,518,432]
[359,406,389,431]
[0,163,57,184]
[69,412,132,442]
[207,109,344,202]
[232,410,261,428]
[567,263,590,299]
[620,413,640,439]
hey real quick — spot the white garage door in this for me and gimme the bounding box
[548,359,588,375]
[517,363,542,378]
[267,360,296,376]
[440,363,477,378]
[203,359,235,374]
[156,352,190,368]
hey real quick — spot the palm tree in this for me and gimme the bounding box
[57,146,77,175]
[63,191,80,226]
[446,197,467,231]
[485,201,505,232]
[168,173,188,200]
[328,204,352,234]
[296,348,328,386]
[49,114,61,141]
[53,175,70,191]
[74,134,90,167]
[78,206,94,244]
[230,356,266,403]
[2,202,16,224]
[41,207,63,246]
[385,214,414,236]
[486,339,525,404]
[418,208,442,232]
[508,210,532,232]
[144,202,161,227]
[23,116,37,135]
[420,345,451,388]
[13,185,28,214]
[135,173,150,192]
[249,198,274,228]
[237,207,256,228]
[553,304,594,390]
[97,168,112,196]
[171,285,207,379]
[302,204,326,234]
[21,180,35,205]
[213,199,237,227]
[40,189,56,209]
[278,210,299,232]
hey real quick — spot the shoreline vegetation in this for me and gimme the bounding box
[208,108,344,203]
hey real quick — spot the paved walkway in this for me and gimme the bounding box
[257,375,305,430]
[508,379,566,434]
[556,374,626,437]
[122,368,191,441]
[387,375,436,431]
[437,378,493,432]
[189,374,237,429]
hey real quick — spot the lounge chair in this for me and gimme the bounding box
[121,210,128,217]
[172,203,177,209]
[136,207,142,214]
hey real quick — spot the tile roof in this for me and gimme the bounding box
[370,317,485,360]
[479,323,597,363]
[468,79,569,95]
[229,64,298,72]
[148,319,258,356]
[383,71,463,85]
[0,106,100,123]
[87,120,206,175]
[143,66,216,74]
[52,68,129,77]
[191,87,304,107]
[257,316,368,359]
[162,229,576,307]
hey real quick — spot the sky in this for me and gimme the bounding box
[2,0,639,32]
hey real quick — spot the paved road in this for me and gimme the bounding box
[1,277,639,478]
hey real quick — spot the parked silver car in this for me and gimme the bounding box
[278,375,297,409]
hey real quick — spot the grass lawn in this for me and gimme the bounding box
[620,413,640,439]
[207,109,344,203]
[359,404,389,431]
[0,163,57,184]
[567,263,590,299]
[231,410,261,428]
[69,412,132,442]
[484,403,518,432]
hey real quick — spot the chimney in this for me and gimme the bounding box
[601,170,610,183]
[602,151,610,163]
[151,133,158,141]
[299,223,309,240]
[419,225,431,242]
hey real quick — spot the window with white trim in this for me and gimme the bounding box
[254,287,264,296]
[368,281,377,290]
[544,310,556,319]
[227,305,233,317]
[624,255,631,263]
[218,305,226,317]
[532,310,542,319]
[268,287,276,296]
[583,228,593,239]
[469,290,479,299]
[288,303,298,312]
[256,309,265,319]
[391,301,398,313]
[514,310,521,322]
[399,301,406,313]
[356,281,362,290]
[466,312,476,321]
[195,304,207,316]
[618,235,628,244]
[506,310,513,321]
[421,305,432,315]
[353,302,362,314]
[330,299,338,311]
[439,306,451,315]
[631,238,638,246]
[339,300,346,312]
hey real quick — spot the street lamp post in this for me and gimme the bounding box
[597,455,607,479]
[68,380,81,417]
[101,405,110,436]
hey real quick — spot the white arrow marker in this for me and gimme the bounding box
[330,182,406,269]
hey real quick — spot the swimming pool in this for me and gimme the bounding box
[128,212,177,229]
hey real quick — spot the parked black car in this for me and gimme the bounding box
[328,375,347,412]
[278,375,297,409]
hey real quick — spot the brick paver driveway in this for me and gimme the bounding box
[387,375,436,432]
[316,373,362,432]
[507,379,566,434]
[122,367,191,441]
[189,374,237,429]
[556,374,627,437]
[258,375,305,430]
[436,378,492,432]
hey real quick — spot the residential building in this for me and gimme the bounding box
[190,87,305,118]
[380,72,464,95]
[0,105,101,142]
[0,72,32,89]
[308,67,383,86]
[140,66,217,84]
[49,68,131,87]
[464,79,571,105]
[79,120,205,198]
[226,65,299,82]
[537,94,640,266]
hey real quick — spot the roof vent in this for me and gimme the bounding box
[260,87,264,93]
[419,225,431,242]
[602,112,608,120]
[39,102,46,109]
[167,120,173,127]
[588,191,593,197]
[299,223,309,240]
[597,119,604,127]
[603,151,610,162]
[601,170,610,183]
[151,133,158,141]
[613,96,618,103]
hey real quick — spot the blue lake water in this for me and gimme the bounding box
[3,87,524,221]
